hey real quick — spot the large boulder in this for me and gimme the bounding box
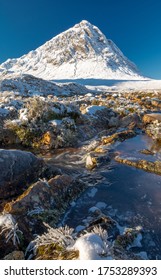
[0,149,44,202]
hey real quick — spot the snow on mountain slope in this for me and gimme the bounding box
[0,20,143,80]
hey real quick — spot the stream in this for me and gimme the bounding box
[44,134,161,259]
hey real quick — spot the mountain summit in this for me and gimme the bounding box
[0,20,142,80]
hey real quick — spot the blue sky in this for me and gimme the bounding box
[0,0,161,78]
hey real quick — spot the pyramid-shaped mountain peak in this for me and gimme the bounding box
[0,20,142,80]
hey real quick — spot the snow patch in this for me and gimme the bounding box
[85,105,107,115]
[73,233,112,260]
[87,187,98,197]
[49,119,62,126]
[95,202,107,209]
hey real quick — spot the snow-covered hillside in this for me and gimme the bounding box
[0,72,92,96]
[0,20,143,80]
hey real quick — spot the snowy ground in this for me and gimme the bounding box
[54,78,161,92]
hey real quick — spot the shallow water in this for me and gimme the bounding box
[116,134,161,161]
[58,134,161,259]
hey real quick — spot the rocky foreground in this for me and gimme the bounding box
[0,84,161,260]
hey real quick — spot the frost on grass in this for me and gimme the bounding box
[25,223,75,257]
[26,223,112,260]
[0,214,23,246]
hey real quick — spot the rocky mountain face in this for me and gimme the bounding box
[0,20,142,80]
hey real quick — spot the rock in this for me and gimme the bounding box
[81,106,117,132]
[102,130,136,145]
[41,131,53,146]
[3,251,25,260]
[83,105,108,116]
[151,98,161,109]
[4,175,85,239]
[113,227,143,259]
[111,246,143,260]
[144,121,161,142]
[142,113,161,141]
[83,215,119,240]
[108,116,119,128]
[0,149,44,202]
[4,175,73,215]
[83,139,100,152]
[39,131,55,149]
[43,118,78,149]
[120,114,140,128]
[94,146,106,153]
[139,149,154,155]
[143,113,161,124]
[115,156,161,175]
[0,128,19,145]
[85,154,97,169]
[115,230,137,249]
[88,206,102,216]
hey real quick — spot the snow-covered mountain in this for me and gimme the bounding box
[0,20,143,80]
